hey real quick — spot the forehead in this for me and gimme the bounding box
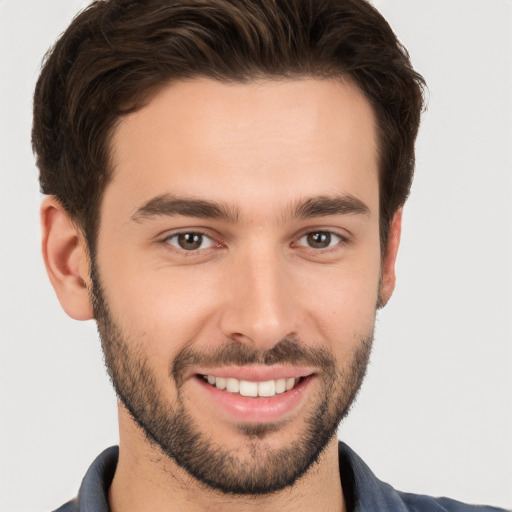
[106,78,379,220]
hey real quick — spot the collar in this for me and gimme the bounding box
[62,442,505,512]
[338,442,407,511]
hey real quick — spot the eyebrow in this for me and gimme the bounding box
[131,193,370,223]
[292,194,370,219]
[132,194,239,222]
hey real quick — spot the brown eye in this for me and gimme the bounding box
[178,233,203,250]
[299,231,341,249]
[166,232,215,251]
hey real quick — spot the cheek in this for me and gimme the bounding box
[300,258,380,352]
[99,259,222,357]
[312,282,378,331]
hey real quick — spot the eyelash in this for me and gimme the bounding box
[161,229,349,255]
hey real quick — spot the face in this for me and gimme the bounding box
[91,78,388,494]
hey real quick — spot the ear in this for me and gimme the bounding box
[378,208,402,308]
[41,196,94,320]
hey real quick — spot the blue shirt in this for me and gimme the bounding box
[54,443,509,511]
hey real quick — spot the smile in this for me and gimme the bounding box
[201,375,301,397]
[192,367,315,423]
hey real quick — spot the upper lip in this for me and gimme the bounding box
[189,365,316,382]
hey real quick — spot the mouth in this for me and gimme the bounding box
[199,374,304,398]
[191,369,315,424]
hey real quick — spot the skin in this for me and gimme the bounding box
[41,78,402,512]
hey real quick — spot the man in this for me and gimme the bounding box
[30,0,508,511]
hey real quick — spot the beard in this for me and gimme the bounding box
[90,261,374,495]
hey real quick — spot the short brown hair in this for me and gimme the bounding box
[32,0,425,254]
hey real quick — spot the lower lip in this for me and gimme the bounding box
[193,375,313,424]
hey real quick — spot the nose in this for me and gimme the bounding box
[219,249,300,351]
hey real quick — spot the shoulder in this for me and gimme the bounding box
[52,498,78,512]
[338,442,509,512]
[398,492,509,512]
[51,446,118,512]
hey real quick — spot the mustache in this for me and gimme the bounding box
[171,336,336,387]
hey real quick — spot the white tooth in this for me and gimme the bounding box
[285,378,296,391]
[258,380,276,397]
[215,377,226,390]
[207,375,216,385]
[226,378,240,393]
[239,380,258,397]
[275,378,286,394]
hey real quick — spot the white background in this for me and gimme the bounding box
[1,1,511,510]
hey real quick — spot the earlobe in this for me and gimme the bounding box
[41,196,94,320]
[378,209,402,308]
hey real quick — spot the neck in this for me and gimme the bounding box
[109,410,345,512]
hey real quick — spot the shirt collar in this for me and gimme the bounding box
[338,441,407,512]
[76,445,117,512]
[73,443,405,511]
